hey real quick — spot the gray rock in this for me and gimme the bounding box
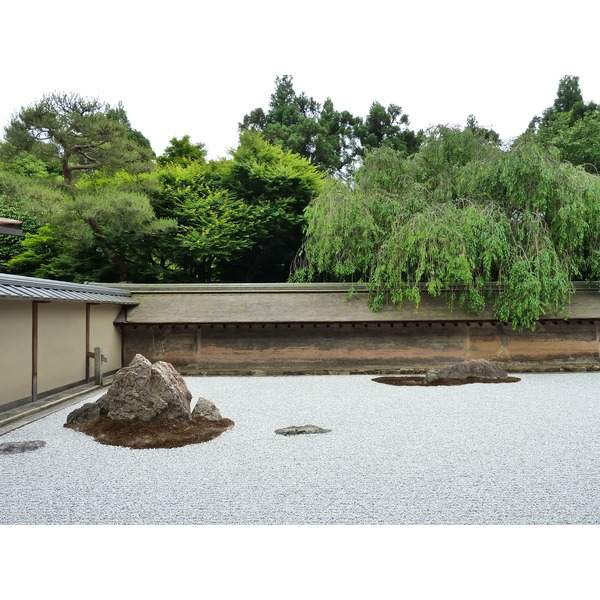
[106,355,191,421]
[63,356,231,448]
[192,397,223,421]
[275,424,332,436]
[66,354,193,423]
[425,369,438,383]
[0,440,46,454]
[66,394,109,424]
[434,359,510,381]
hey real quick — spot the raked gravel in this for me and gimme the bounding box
[1,373,600,525]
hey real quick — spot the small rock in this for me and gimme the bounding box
[424,369,438,383]
[275,424,332,436]
[66,395,109,424]
[0,440,46,454]
[192,397,223,421]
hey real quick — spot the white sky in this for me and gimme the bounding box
[1,0,599,160]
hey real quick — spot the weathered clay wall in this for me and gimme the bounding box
[122,321,600,374]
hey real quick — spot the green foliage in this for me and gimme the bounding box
[296,127,600,329]
[2,174,176,282]
[0,169,64,222]
[1,123,320,283]
[355,101,421,158]
[6,76,598,295]
[311,98,361,176]
[294,173,404,282]
[526,75,600,173]
[241,76,322,159]
[151,162,258,281]
[3,225,71,279]
[156,135,208,167]
[225,130,321,208]
[0,162,174,282]
[4,92,154,185]
[0,175,44,267]
[534,111,600,174]
[0,172,117,281]
[240,75,420,177]
[465,115,500,143]
[0,92,174,282]
[552,75,584,114]
[105,101,154,151]
[150,131,323,282]
[0,144,58,178]
[221,131,323,281]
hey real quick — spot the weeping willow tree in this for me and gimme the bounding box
[293,126,600,329]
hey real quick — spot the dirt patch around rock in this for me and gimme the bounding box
[372,375,521,387]
[64,417,235,449]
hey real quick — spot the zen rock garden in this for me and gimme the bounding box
[65,354,234,449]
[373,359,520,387]
[63,354,337,448]
[2,357,517,454]
[63,358,518,446]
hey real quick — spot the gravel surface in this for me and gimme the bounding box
[1,373,599,525]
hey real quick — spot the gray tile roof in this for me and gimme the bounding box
[0,273,138,305]
[110,282,600,324]
[118,288,488,323]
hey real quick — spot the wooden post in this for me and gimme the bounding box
[89,346,107,386]
[32,302,38,402]
[85,304,91,381]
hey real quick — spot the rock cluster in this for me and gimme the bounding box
[373,359,520,387]
[65,355,233,449]
[425,359,516,384]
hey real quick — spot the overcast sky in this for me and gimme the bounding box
[2,0,599,160]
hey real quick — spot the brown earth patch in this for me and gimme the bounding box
[373,376,426,386]
[372,375,521,387]
[64,417,235,449]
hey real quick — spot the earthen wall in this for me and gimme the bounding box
[121,320,600,374]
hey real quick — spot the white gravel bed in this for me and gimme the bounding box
[1,373,600,525]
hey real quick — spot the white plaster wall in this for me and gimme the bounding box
[37,302,86,394]
[0,300,32,407]
[89,304,122,373]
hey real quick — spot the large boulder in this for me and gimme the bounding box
[67,354,192,424]
[65,355,233,448]
[106,354,191,421]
